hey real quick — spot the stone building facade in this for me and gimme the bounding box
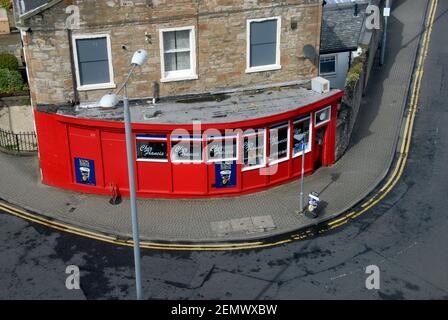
[15,0,322,106]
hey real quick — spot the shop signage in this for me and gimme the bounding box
[136,135,168,161]
[243,130,265,169]
[215,161,237,188]
[74,157,96,186]
[269,124,289,162]
[293,117,311,156]
[207,136,238,162]
[315,106,331,126]
[171,137,203,162]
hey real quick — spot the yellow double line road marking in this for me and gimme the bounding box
[0,200,271,250]
[329,0,438,226]
[0,0,439,251]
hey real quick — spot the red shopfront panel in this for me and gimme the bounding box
[135,134,172,194]
[313,105,336,167]
[207,162,241,195]
[34,111,72,188]
[242,168,269,191]
[170,136,207,194]
[101,130,129,192]
[267,123,291,184]
[241,130,268,190]
[291,116,314,177]
[292,154,313,178]
[172,164,207,194]
[68,125,104,188]
[137,162,172,194]
[206,135,240,195]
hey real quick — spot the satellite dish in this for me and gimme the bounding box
[303,44,317,60]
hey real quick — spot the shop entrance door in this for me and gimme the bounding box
[314,126,326,169]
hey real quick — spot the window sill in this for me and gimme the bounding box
[245,65,281,74]
[319,72,337,77]
[315,119,331,128]
[136,159,169,163]
[160,74,198,83]
[206,157,238,164]
[268,156,290,166]
[77,83,116,92]
[293,149,312,159]
[242,163,267,172]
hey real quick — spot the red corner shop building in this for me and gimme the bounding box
[34,86,344,198]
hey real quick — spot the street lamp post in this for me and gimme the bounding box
[99,49,148,300]
[380,0,391,65]
[297,133,306,212]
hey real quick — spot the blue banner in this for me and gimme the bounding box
[74,157,96,186]
[215,161,237,188]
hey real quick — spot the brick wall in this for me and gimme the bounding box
[20,0,322,105]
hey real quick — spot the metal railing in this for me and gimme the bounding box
[0,128,38,154]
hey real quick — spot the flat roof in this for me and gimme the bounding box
[53,84,343,125]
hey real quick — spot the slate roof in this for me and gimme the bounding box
[14,0,62,20]
[320,2,369,54]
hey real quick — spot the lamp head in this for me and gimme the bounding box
[131,49,148,66]
[99,93,119,108]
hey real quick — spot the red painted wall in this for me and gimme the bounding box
[33,91,344,199]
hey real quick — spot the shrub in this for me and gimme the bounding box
[0,53,19,71]
[0,68,26,94]
[0,0,11,9]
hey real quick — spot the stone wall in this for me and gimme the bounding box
[18,0,322,105]
[335,0,385,161]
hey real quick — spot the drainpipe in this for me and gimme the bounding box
[380,0,391,65]
[67,29,79,105]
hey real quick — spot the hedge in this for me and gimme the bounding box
[0,0,11,9]
[0,68,26,95]
[0,53,19,71]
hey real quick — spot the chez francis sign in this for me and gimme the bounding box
[136,135,168,161]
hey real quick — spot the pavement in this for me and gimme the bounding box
[0,0,429,244]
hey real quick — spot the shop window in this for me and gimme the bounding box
[136,135,168,162]
[206,135,238,163]
[72,34,115,91]
[293,116,312,157]
[242,129,266,171]
[159,26,197,82]
[319,55,337,75]
[315,106,332,127]
[269,122,290,165]
[246,17,281,73]
[171,135,203,163]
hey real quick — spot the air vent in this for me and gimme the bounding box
[311,77,330,94]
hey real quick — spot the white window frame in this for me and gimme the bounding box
[159,26,198,83]
[315,106,332,127]
[242,129,267,172]
[170,135,203,164]
[135,135,169,163]
[268,122,290,166]
[319,54,337,76]
[292,116,313,158]
[206,135,239,163]
[246,17,282,74]
[72,34,116,91]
